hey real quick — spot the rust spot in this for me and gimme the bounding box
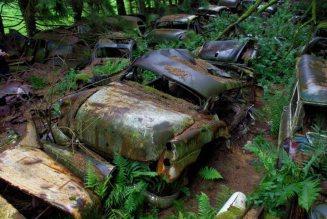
[40,184,52,189]
[21,158,43,165]
[164,65,188,78]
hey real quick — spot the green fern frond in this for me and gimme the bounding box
[216,185,234,210]
[84,162,100,189]
[131,171,157,179]
[113,155,130,185]
[297,179,320,211]
[124,184,146,214]
[199,167,223,181]
[95,176,111,199]
[276,183,300,205]
[197,192,215,219]
[105,184,125,209]
[108,208,130,219]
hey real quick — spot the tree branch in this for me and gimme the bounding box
[218,0,263,39]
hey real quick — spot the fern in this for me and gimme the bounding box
[197,192,215,219]
[84,162,99,189]
[247,133,323,216]
[92,59,130,76]
[85,163,110,199]
[199,166,223,181]
[105,154,157,218]
[216,185,234,210]
[298,179,320,211]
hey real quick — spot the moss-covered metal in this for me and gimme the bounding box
[58,81,229,182]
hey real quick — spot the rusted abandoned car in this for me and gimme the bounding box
[55,49,252,183]
[303,23,327,58]
[80,33,134,81]
[278,54,327,159]
[0,120,103,218]
[0,117,115,218]
[198,38,258,64]
[24,28,90,68]
[146,14,202,43]
[196,4,230,19]
[92,33,136,61]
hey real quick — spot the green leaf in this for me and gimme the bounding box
[297,180,320,211]
[197,192,215,219]
[199,167,223,181]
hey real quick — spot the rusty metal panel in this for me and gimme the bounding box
[0,195,25,219]
[0,147,95,219]
[149,29,188,41]
[158,14,198,23]
[199,39,256,63]
[278,106,291,148]
[297,55,327,106]
[132,49,242,99]
[43,142,115,180]
[197,5,228,14]
[157,120,229,182]
[73,81,196,162]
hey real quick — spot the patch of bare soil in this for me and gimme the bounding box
[159,119,273,217]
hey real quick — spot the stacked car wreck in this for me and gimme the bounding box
[0,1,287,218]
[55,48,253,182]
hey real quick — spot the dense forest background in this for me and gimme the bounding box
[0,0,214,36]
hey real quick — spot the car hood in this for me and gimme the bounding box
[61,81,209,161]
[199,39,252,62]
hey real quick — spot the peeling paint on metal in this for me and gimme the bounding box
[0,147,96,219]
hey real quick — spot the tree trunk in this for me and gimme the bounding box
[116,0,127,15]
[18,0,37,37]
[71,0,83,22]
[128,0,134,14]
[137,0,145,14]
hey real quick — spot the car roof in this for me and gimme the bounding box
[158,14,198,23]
[131,49,242,99]
[198,4,227,12]
[96,34,134,50]
[297,55,327,106]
